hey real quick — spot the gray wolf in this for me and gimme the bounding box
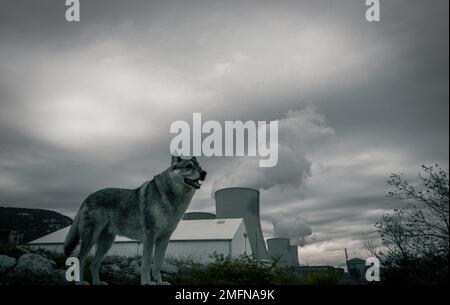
[64,155,206,285]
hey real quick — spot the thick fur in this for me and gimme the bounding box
[64,156,206,285]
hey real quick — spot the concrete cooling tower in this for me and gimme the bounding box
[290,245,300,266]
[215,187,268,259]
[183,212,216,220]
[267,238,292,266]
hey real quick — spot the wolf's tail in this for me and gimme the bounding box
[64,210,81,256]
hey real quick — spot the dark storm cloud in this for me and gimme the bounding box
[0,0,448,265]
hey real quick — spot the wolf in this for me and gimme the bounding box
[64,155,206,285]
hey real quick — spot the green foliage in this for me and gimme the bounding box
[305,272,339,285]
[167,253,305,285]
[380,255,448,285]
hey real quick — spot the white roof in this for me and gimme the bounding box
[171,218,243,240]
[29,218,244,244]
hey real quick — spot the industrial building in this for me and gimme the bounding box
[29,218,251,261]
[28,187,300,266]
[346,257,367,280]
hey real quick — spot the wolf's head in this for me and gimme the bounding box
[168,155,207,190]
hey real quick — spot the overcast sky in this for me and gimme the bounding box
[0,0,448,266]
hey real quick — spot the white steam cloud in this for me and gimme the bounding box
[271,211,313,247]
[211,106,335,194]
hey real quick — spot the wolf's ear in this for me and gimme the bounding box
[171,155,182,165]
[191,156,197,162]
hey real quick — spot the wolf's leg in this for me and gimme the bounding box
[77,240,95,285]
[91,231,115,285]
[77,222,102,285]
[141,231,156,285]
[152,233,171,284]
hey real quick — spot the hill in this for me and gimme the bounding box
[0,207,72,244]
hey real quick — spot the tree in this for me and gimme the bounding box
[387,164,449,256]
[367,165,449,284]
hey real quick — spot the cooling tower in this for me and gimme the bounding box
[215,187,268,259]
[183,212,216,220]
[267,238,291,266]
[289,245,300,266]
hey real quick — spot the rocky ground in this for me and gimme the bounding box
[0,246,179,285]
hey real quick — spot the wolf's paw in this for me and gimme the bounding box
[93,281,108,285]
[157,281,171,285]
[75,281,90,285]
[141,280,156,285]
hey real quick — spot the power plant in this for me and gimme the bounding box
[181,187,299,265]
[266,238,300,266]
[27,186,361,281]
[289,245,300,266]
[29,187,301,267]
[215,187,268,260]
[267,238,292,266]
